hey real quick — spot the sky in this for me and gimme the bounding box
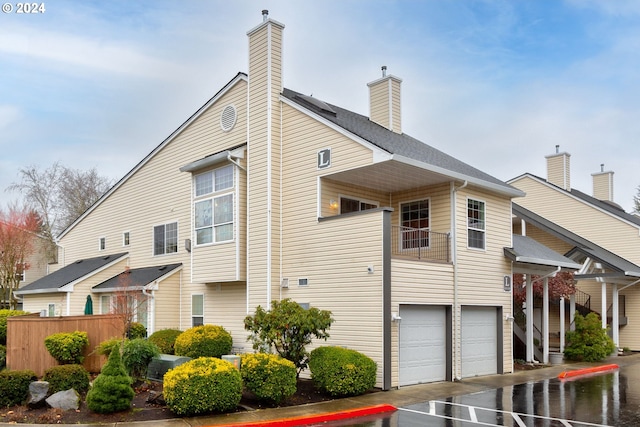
[1,0,639,211]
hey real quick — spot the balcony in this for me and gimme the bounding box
[391,226,451,263]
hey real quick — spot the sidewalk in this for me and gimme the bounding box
[5,354,639,427]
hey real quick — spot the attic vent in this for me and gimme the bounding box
[220,105,237,132]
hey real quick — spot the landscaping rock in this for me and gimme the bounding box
[27,381,50,409]
[46,389,80,410]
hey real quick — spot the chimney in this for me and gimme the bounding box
[592,163,614,202]
[545,145,571,191]
[367,66,402,133]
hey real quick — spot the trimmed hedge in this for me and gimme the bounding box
[241,353,297,403]
[0,309,29,345]
[44,330,89,364]
[309,346,377,397]
[127,322,147,339]
[0,344,5,370]
[148,329,182,355]
[174,325,232,359]
[164,357,242,416]
[43,364,90,394]
[0,369,37,407]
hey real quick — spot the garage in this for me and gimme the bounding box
[399,305,450,386]
[461,306,500,378]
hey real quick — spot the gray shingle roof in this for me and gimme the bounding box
[15,253,129,295]
[505,234,581,269]
[92,263,182,292]
[282,88,521,195]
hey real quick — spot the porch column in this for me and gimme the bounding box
[559,297,565,352]
[543,277,549,364]
[569,293,576,331]
[612,284,619,348]
[526,275,534,362]
[601,282,607,330]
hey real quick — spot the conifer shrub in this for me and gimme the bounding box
[564,312,616,362]
[43,364,90,394]
[0,309,29,345]
[164,357,242,416]
[44,330,89,364]
[148,329,182,354]
[240,353,297,404]
[127,322,147,339]
[122,338,160,379]
[94,337,123,357]
[86,343,134,413]
[309,346,377,397]
[0,369,36,407]
[174,325,232,359]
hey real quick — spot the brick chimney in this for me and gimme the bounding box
[592,164,614,202]
[367,66,402,133]
[545,145,571,191]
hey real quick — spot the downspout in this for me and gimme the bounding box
[142,285,155,335]
[451,180,467,381]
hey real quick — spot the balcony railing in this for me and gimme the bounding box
[391,226,451,262]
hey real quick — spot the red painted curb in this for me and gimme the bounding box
[213,403,397,427]
[558,363,619,379]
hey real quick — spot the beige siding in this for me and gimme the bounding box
[22,293,65,316]
[153,270,182,332]
[592,172,614,202]
[546,153,570,191]
[369,81,390,129]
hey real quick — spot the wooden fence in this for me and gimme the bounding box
[7,313,125,376]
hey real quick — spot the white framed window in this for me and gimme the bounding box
[16,263,25,282]
[154,222,178,255]
[193,165,234,246]
[48,303,56,317]
[99,237,106,251]
[123,231,130,247]
[192,294,204,327]
[467,198,486,250]
[100,295,112,314]
[339,196,378,214]
[400,199,430,249]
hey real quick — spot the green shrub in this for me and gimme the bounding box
[174,325,232,359]
[122,338,160,379]
[164,357,242,416]
[94,337,123,357]
[0,344,5,370]
[127,322,147,339]
[43,364,90,394]
[148,329,182,354]
[0,309,29,345]
[86,343,134,413]
[309,346,377,397]
[44,330,89,364]
[564,312,616,362]
[240,353,297,404]
[0,369,37,407]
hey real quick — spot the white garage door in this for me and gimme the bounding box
[461,306,498,378]
[399,305,447,386]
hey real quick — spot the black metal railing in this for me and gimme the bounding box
[391,226,451,262]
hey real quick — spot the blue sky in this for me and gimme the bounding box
[1,0,640,211]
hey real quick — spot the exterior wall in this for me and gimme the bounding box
[22,293,65,316]
[368,76,401,133]
[152,270,182,332]
[546,152,570,191]
[21,236,51,287]
[592,171,614,202]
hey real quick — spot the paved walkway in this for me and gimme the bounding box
[5,354,639,427]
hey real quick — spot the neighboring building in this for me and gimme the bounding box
[509,147,640,352]
[16,12,526,388]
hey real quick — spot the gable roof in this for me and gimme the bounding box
[509,173,640,229]
[282,88,523,198]
[15,252,129,295]
[92,263,183,292]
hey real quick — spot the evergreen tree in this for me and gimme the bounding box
[86,343,134,413]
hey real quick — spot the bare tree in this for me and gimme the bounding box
[0,204,40,309]
[57,167,112,230]
[110,268,149,339]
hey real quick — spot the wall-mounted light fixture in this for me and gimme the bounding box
[329,199,339,209]
[391,313,402,322]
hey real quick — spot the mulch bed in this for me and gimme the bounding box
[0,378,334,424]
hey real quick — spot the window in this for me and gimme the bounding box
[193,165,234,245]
[48,303,56,317]
[154,222,178,255]
[340,197,378,214]
[192,294,204,327]
[99,237,106,251]
[100,295,111,314]
[401,199,430,249]
[16,263,25,282]
[123,232,130,247]
[467,198,486,249]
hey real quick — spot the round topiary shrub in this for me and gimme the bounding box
[86,343,134,414]
[148,329,182,355]
[564,312,616,362]
[241,353,297,404]
[127,322,147,339]
[122,338,160,379]
[43,364,90,394]
[0,369,36,407]
[174,325,232,359]
[163,357,242,416]
[309,346,377,397]
[44,330,89,364]
[0,309,29,345]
